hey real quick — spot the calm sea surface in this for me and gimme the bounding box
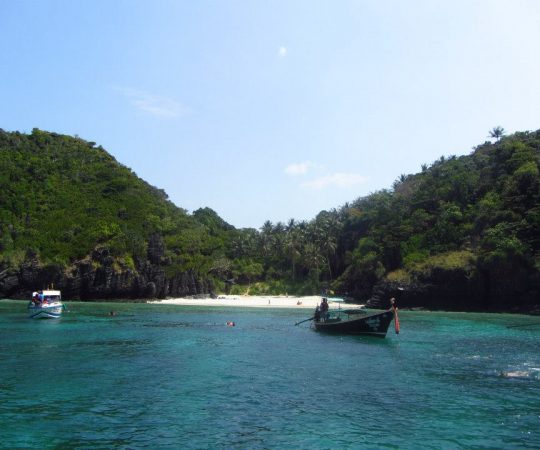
[0,300,539,449]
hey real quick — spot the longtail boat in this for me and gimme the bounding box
[297,297,400,338]
[313,308,395,337]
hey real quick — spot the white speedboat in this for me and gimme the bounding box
[28,290,64,319]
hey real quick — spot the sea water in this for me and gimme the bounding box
[0,300,539,449]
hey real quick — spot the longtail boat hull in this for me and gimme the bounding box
[313,310,394,337]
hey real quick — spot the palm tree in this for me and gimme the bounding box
[489,126,505,141]
[320,236,337,279]
[286,218,296,233]
[302,242,324,282]
[231,229,258,258]
[259,220,275,259]
[284,222,302,280]
[312,210,342,280]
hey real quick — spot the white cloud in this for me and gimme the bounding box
[115,87,190,118]
[285,162,311,176]
[278,46,288,57]
[301,173,369,190]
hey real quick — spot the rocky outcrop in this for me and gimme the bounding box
[0,245,214,301]
[367,266,540,313]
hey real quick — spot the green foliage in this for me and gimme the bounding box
[0,129,228,280]
[229,278,321,296]
[401,235,429,268]
[408,250,476,277]
[479,222,529,268]
[229,130,540,296]
[232,259,264,284]
[193,207,234,233]
[385,269,411,283]
[331,237,385,298]
[489,126,505,141]
[1,127,539,304]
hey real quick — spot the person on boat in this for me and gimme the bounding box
[389,297,400,334]
[314,305,321,322]
[320,298,329,321]
[32,292,39,305]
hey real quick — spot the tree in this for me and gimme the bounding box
[284,219,302,280]
[489,126,505,141]
[332,237,385,299]
[259,220,275,258]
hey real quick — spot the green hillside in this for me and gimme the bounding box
[0,129,233,298]
[224,129,540,311]
[1,127,539,311]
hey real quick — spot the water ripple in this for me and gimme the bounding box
[1,304,539,449]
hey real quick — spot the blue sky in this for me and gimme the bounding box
[1,1,539,228]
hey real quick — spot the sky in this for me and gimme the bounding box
[1,1,540,229]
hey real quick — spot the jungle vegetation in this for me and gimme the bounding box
[1,128,539,306]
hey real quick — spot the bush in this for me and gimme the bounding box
[409,250,476,277]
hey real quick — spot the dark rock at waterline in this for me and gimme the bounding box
[367,266,540,313]
[0,247,213,301]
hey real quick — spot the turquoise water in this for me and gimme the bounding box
[1,301,539,449]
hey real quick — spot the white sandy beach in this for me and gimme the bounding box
[148,295,365,309]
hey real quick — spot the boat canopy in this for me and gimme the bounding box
[42,290,61,296]
[41,290,61,301]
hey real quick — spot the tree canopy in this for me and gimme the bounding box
[1,128,539,310]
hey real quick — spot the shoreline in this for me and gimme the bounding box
[1,297,537,315]
[147,295,365,309]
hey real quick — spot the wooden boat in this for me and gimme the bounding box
[28,290,64,319]
[313,308,396,337]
